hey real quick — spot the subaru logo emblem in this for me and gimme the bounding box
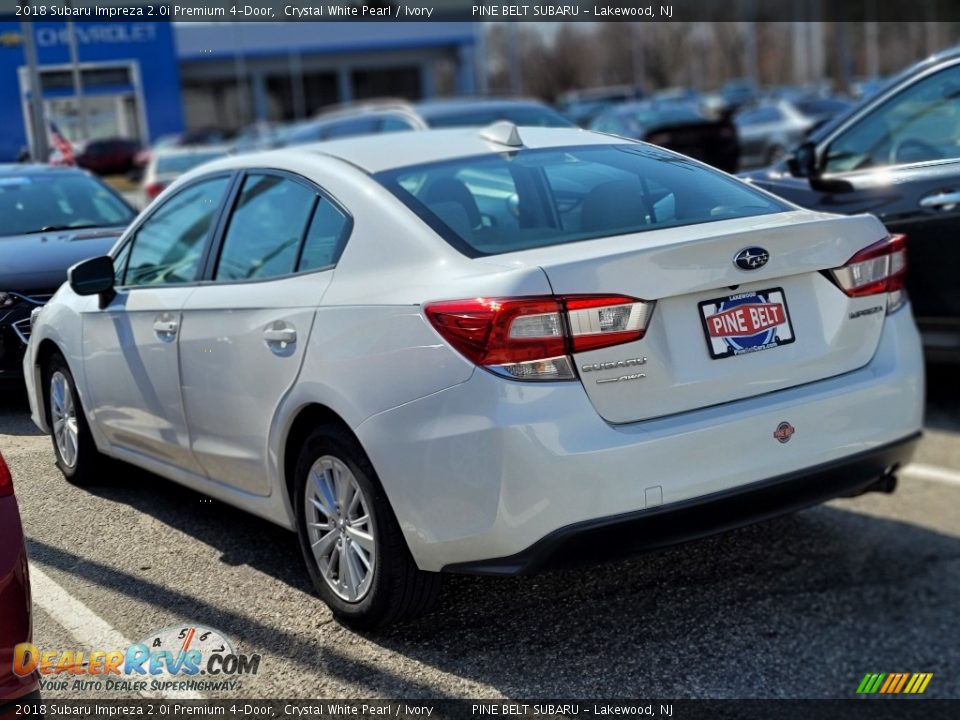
[734,247,770,270]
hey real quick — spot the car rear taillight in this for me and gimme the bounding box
[0,452,13,498]
[829,234,907,314]
[424,295,655,381]
[145,182,166,199]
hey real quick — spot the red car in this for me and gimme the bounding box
[0,451,37,703]
[75,138,141,176]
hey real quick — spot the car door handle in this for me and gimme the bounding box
[263,324,297,353]
[919,190,960,210]
[153,317,179,341]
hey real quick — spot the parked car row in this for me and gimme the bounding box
[557,81,855,173]
[589,100,740,173]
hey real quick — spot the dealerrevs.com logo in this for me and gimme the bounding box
[13,625,261,693]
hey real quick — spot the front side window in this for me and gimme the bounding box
[825,63,960,173]
[215,174,316,281]
[123,176,229,286]
[375,145,786,256]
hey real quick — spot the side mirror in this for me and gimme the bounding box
[68,256,115,303]
[787,141,818,178]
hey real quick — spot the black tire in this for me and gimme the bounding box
[293,424,440,630]
[44,353,103,486]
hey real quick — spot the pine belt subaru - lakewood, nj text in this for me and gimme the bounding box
[24,124,923,628]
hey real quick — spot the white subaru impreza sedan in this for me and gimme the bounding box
[24,124,923,628]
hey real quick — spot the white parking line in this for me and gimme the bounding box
[28,563,203,700]
[902,463,960,487]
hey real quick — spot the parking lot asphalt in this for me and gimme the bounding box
[1,364,958,700]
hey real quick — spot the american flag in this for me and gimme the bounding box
[48,121,75,166]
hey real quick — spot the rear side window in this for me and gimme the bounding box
[215,174,315,281]
[298,199,350,271]
[374,145,786,257]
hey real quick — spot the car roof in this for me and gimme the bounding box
[199,126,621,176]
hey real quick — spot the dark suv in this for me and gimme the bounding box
[743,47,960,361]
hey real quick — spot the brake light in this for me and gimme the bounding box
[829,234,907,314]
[424,295,655,381]
[145,182,166,199]
[0,452,13,498]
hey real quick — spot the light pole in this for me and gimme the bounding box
[66,14,89,141]
[19,3,49,161]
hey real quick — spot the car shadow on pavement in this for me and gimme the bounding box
[25,466,960,698]
[0,389,43,437]
[361,504,960,698]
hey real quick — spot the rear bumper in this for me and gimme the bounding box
[356,306,924,573]
[445,432,920,575]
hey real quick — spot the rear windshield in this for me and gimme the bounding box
[374,144,787,257]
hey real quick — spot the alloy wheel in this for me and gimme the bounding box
[303,455,376,602]
[50,371,79,469]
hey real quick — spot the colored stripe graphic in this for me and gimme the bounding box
[879,674,897,693]
[893,673,910,693]
[857,672,933,694]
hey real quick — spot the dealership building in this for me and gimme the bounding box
[0,21,483,160]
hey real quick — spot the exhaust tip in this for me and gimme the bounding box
[843,466,899,498]
[873,472,898,494]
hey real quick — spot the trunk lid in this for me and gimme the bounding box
[487,210,891,423]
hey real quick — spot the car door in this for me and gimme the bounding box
[177,170,351,495]
[81,173,233,473]
[766,60,960,351]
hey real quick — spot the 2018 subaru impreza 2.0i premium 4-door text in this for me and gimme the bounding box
[24,124,924,628]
